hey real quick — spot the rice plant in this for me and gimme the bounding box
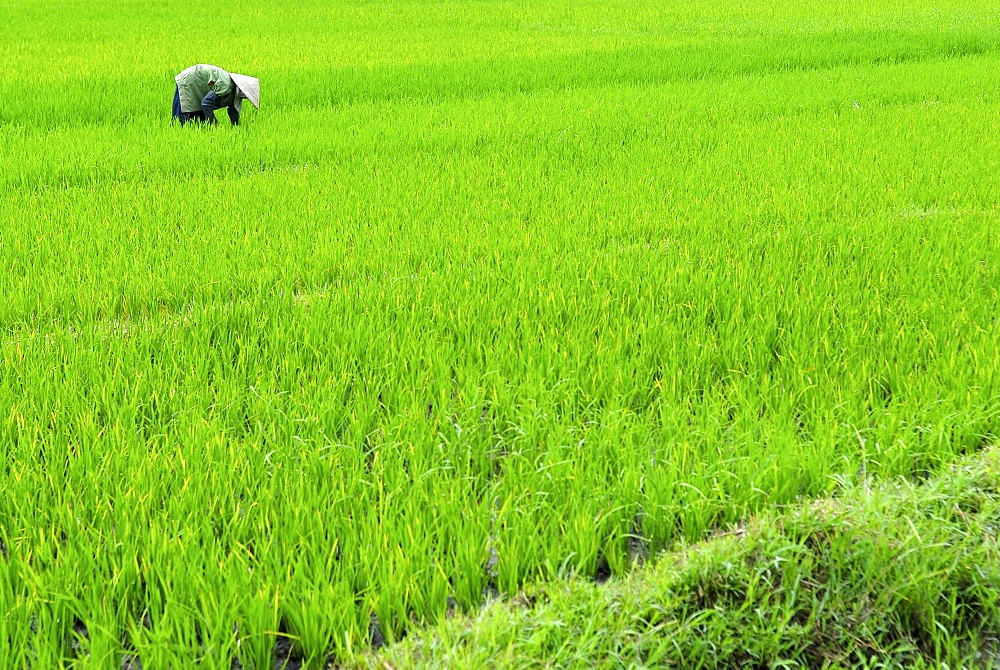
[2,0,1000,665]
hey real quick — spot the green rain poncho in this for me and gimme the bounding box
[174,64,235,113]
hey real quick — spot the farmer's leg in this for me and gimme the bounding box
[173,87,204,126]
[172,86,182,124]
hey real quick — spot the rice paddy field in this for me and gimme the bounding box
[3,0,1000,666]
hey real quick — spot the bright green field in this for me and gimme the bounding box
[2,0,1000,666]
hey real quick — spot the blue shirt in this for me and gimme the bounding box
[201,89,242,125]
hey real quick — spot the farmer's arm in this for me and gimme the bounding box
[201,90,222,124]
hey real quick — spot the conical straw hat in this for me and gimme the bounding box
[230,73,260,108]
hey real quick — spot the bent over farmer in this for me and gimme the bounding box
[172,64,260,126]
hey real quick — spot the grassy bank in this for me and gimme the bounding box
[356,449,1000,669]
